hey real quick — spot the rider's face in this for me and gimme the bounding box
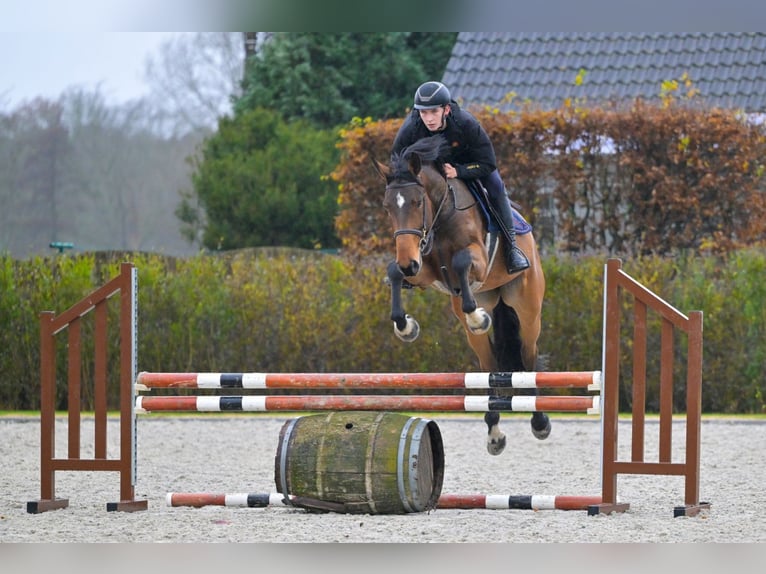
[418,105,449,132]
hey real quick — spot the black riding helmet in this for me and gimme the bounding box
[413,81,451,109]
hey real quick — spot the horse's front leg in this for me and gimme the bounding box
[387,261,420,342]
[452,250,490,334]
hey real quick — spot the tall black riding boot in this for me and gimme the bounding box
[487,187,530,274]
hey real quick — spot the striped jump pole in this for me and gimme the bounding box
[165,492,602,511]
[435,493,602,511]
[166,492,290,508]
[136,371,601,391]
[136,394,601,414]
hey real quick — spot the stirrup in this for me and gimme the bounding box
[505,246,530,273]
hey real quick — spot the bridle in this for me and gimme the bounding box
[387,178,453,256]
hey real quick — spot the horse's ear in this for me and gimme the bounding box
[408,153,422,177]
[371,158,389,181]
[434,159,448,181]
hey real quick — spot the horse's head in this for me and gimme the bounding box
[376,136,450,278]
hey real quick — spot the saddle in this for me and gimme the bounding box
[464,180,533,235]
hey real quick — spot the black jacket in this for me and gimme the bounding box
[391,100,497,181]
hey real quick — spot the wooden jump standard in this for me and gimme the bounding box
[592,258,709,517]
[26,262,147,514]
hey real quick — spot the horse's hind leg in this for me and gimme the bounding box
[519,318,551,441]
[531,413,551,439]
[484,412,506,455]
[451,295,507,456]
[462,326,507,455]
[492,294,551,443]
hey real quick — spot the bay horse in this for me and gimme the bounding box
[374,135,550,455]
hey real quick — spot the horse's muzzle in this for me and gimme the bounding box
[401,260,420,277]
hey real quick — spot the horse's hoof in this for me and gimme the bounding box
[486,434,506,455]
[531,417,552,440]
[395,330,419,343]
[394,316,420,342]
[466,309,491,335]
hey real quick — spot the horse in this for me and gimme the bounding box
[374,135,550,455]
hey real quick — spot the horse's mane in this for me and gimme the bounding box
[390,135,450,182]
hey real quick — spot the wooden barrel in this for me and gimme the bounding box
[274,411,444,514]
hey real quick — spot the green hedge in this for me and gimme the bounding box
[1,248,763,413]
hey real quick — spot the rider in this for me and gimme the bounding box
[391,81,530,273]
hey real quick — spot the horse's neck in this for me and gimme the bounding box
[425,177,447,202]
[441,178,477,213]
[427,179,487,240]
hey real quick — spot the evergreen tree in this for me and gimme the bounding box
[181,107,340,250]
[236,33,457,128]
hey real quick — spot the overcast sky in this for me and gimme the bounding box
[0,32,183,108]
[1,0,224,109]
[2,0,762,111]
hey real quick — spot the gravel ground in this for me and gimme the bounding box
[1,414,765,544]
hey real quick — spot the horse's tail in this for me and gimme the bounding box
[491,301,547,372]
[491,301,524,372]
[492,295,552,443]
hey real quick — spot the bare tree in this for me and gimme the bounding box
[0,99,71,255]
[143,33,244,136]
[60,88,201,254]
[0,90,202,258]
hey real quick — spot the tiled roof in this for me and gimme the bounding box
[442,32,766,112]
